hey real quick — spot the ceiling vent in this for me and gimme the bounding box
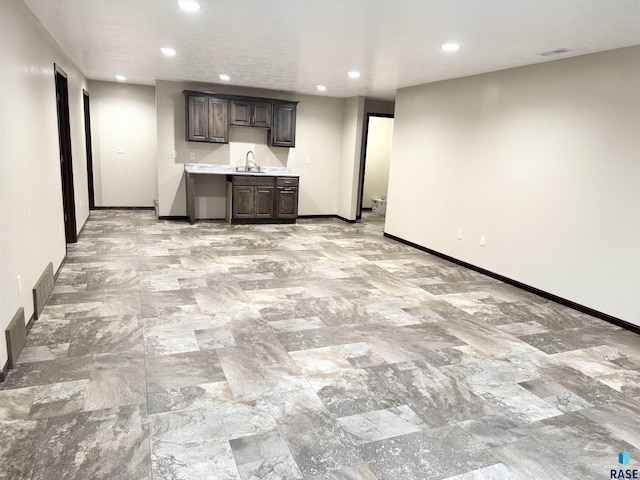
[536,48,572,57]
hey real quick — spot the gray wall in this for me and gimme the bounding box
[88,81,158,207]
[385,46,640,324]
[0,1,89,366]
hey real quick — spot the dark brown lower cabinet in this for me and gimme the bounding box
[232,186,256,218]
[276,187,299,219]
[276,177,299,220]
[255,188,275,218]
[231,175,297,224]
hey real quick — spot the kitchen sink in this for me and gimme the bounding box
[235,165,262,173]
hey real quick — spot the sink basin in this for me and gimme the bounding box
[236,165,262,173]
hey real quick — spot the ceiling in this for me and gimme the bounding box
[23,0,640,100]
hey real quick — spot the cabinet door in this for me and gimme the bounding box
[276,188,298,218]
[208,97,228,143]
[187,96,209,141]
[252,102,272,128]
[230,100,251,126]
[271,103,296,147]
[233,186,255,218]
[254,187,275,218]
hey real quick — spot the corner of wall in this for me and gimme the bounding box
[336,96,366,220]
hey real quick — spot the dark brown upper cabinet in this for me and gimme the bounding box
[271,103,297,147]
[230,99,272,128]
[184,92,228,143]
[184,91,298,148]
[208,97,228,142]
[186,95,208,141]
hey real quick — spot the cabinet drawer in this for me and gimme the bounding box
[233,175,275,186]
[276,177,299,187]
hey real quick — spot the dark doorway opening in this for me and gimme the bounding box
[356,113,394,220]
[83,89,95,211]
[54,65,77,243]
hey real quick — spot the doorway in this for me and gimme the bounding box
[357,113,394,220]
[54,65,77,243]
[83,90,95,211]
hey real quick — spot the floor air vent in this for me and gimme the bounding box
[33,262,54,319]
[6,308,26,369]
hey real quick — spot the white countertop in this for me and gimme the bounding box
[184,163,300,177]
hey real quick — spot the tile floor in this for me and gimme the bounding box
[1,210,640,479]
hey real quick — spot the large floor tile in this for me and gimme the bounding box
[278,410,365,477]
[31,405,150,480]
[2,210,640,480]
[359,425,498,480]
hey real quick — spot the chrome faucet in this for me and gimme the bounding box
[246,151,256,169]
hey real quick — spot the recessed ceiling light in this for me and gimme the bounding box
[161,48,176,56]
[219,74,231,81]
[441,43,460,52]
[114,74,126,81]
[348,71,360,79]
[178,1,201,12]
[316,85,327,92]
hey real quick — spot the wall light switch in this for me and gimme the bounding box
[480,235,486,247]
[189,152,195,160]
[305,156,310,165]
[172,151,177,159]
[116,146,124,154]
[457,229,463,240]
[17,275,22,294]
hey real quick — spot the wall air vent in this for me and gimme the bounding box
[536,48,572,57]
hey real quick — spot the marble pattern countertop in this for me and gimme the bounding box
[184,163,300,177]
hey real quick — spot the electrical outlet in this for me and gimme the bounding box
[17,275,22,294]
[457,229,463,240]
[190,152,195,160]
[480,235,486,247]
[116,146,124,154]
